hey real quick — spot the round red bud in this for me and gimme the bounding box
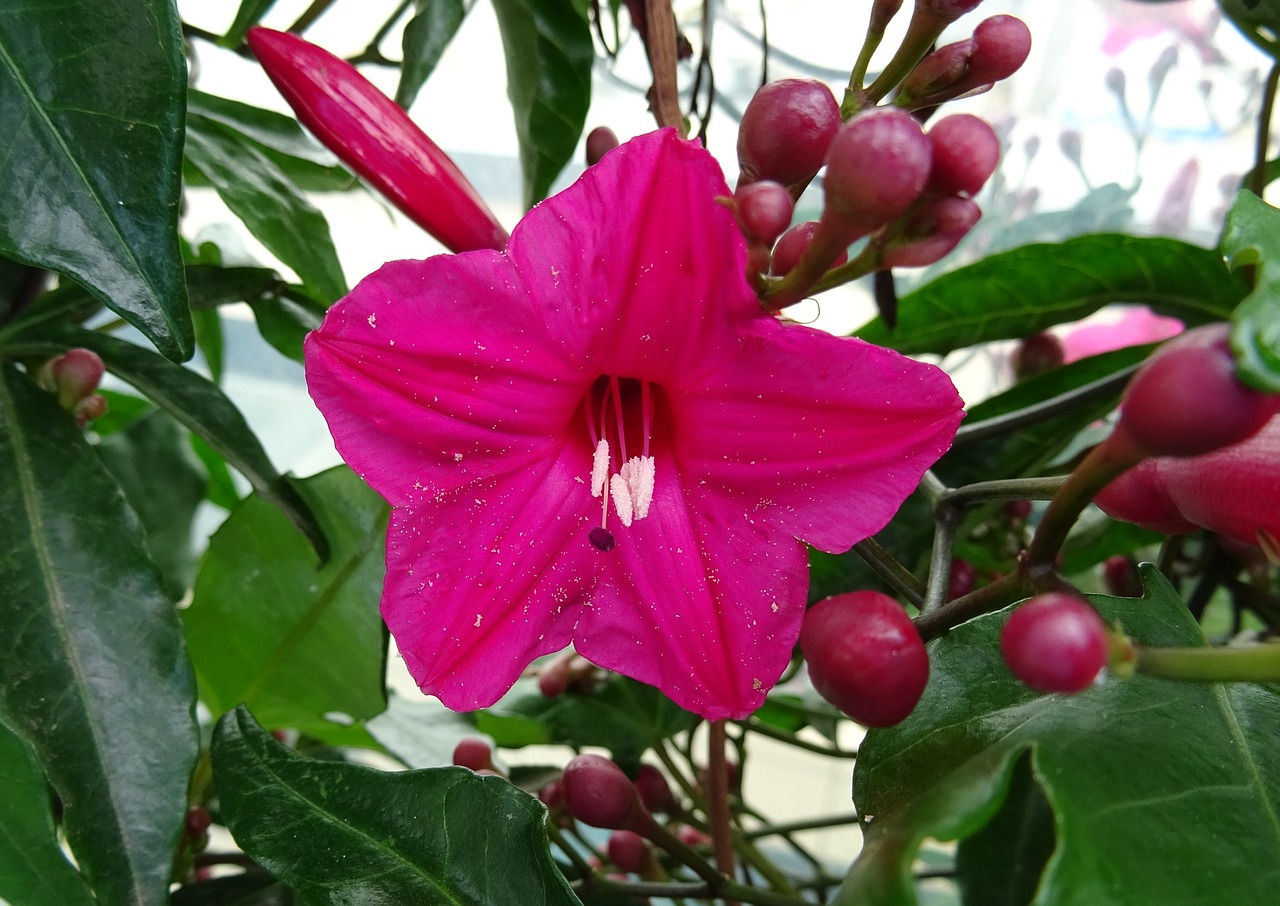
[452,738,496,773]
[948,559,976,600]
[1011,331,1065,380]
[737,78,841,193]
[735,180,794,244]
[561,754,645,830]
[607,830,650,874]
[1119,323,1280,457]
[880,195,980,268]
[918,0,985,22]
[799,591,930,727]
[586,126,620,166]
[927,114,1001,197]
[633,764,676,814]
[823,108,932,236]
[969,15,1033,85]
[1102,555,1143,598]
[1000,593,1108,694]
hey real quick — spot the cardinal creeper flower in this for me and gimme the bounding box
[305,129,963,720]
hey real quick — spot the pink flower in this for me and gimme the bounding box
[304,130,963,719]
[1096,416,1280,561]
[1060,306,1183,363]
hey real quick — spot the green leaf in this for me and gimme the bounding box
[491,0,593,208]
[481,674,696,763]
[212,705,583,906]
[4,325,327,558]
[171,872,298,906]
[186,90,356,193]
[0,717,95,906]
[955,752,1055,906]
[249,293,324,362]
[185,264,282,311]
[0,0,192,359]
[191,433,242,511]
[845,567,1280,906]
[398,0,469,109]
[185,466,388,738]
[1221,190,1280,391]
[0,366,198,906]
[95,410,208,600]
[367,692,489,769]
[222,0,278,48]
[184,115,348,305]
[1219,0,1280,58]
[855,235,1246,356]
[192,306,225,383]
[937,344,1153,490]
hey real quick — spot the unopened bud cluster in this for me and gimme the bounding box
[727,1,1029,306]
[37,348,108,427]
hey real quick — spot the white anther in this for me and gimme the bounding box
[621,456,655,520]
[609,474,635,527]
[591,439,610,498]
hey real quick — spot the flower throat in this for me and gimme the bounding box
[585,376,657,552]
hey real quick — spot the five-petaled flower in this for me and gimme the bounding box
[305,129,963,720]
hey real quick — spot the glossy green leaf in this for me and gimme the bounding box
[185,466,388,737]
[955,752,1055,906]
[937,344,1152,490]
[0,0,192,359]
[222,0,278,48]
[398,0,469,109]
[1221,190,1280,391]
[185,115,348,305]
[186,90,355,192]
[0,366,198,906]
[480,674,696,763]
[191,433,242,511]
[185,264,282,311]
[212,705,583,906]
[95,410,207,600]
[845,567,1280,905]
[192,306,225,383]
[491,0,593,207]
[855,235,1246,356]
[4,325,327,558]
[0,717,95,906]
[249,293,324,362]
[1219,0,1280,58]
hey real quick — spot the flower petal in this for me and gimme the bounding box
[505,129,757,385]
[577,453,809,720]
[305,255,585,507]
[674,322,964,552]
[383,440,599,711]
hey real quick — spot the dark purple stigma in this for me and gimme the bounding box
[589,526,616,552]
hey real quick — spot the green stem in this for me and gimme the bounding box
[953,365,1139,446]
[288,0,339,34]
[851,537,926,607]
[584,874,807,906]
[920,502,960,615]
[915,570,1032,642]
[853,7,946,111]
[743,812,861,839]
[940,476,1066,508]
[741,718,858,758]
[1136,644,1280,682]
[1025,428,1146,569]
[1249,59,1280,200]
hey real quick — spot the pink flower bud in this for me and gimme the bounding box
[770,221,848,277]
[896,15,1030,108]
[72,393,109,428]
[823,107,932,238]
[880,195,980,268]
[561,754,646,830]
[918,0,985,23]
[927,114,1000,197]
[737,79,841,195]
[734,180,794,245]
[1094,458,1197,535]
[967,15,1033,85]
[48,348,106,408]
[246,28,508,253]
[586,126,620,166]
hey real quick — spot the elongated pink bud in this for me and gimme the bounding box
[247,28,508,253]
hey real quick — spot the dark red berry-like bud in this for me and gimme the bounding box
[799,591,930,727]
[737,79,841,194]
[633,764,676,814]
[968,15,1033,85]
[948,559,976,599]
[561,754,645,829]
[45,348,106,408]
[1011,332,1065,380]
[1006,499,1033,520]
[823,108,932,238]
[1102,555,1143,598]
[586,126,620,166]
[1000,593,1108,694]
[927,114,1000,197]
[452,738,496,773]
[881,195,980,268]
[538,650,573,697]
[1119,323,1280,457]
[896,15,1030,109]
[607,830,651,873]
[770,221,848,277]
[735,180,794,244]
[185,805,212,838]
[918,0,985,23]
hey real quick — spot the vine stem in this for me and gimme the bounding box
[288,0,339,34]
[1137,643,1280,682]
[1249,58,1280,199]
[644,0,686,135]
[707,721,738,903]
